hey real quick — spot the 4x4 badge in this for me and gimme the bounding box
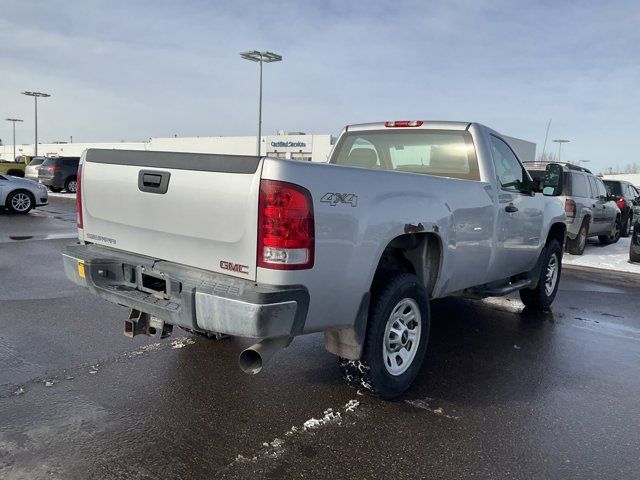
[320,192,358,207]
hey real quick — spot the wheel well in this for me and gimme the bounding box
[372,233,441,298]
[546,222,566,246]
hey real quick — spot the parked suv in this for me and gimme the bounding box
[38,156,80,193]
[603,180,640,237]
[24,156,47,181]
[525,162,620,255]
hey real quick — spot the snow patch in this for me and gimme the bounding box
[405,397,460,420]
[563,237,640,274]
[232,399,362,467]
[44,380,55,387]
[171,337,195,349]
[13,386,25,396]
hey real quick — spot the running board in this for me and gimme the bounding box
[468,279,532,297]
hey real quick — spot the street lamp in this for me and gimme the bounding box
[5,118,23,161]
[239,51,282,156]
[21,91,51,156]
[552,139,570,162]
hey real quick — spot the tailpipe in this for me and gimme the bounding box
[239,337,292,375]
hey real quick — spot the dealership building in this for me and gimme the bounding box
[0,131,335,163]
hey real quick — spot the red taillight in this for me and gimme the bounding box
[76,164,83,228]
[385,120,424,128]
[617,195,626,209]
[34,166,40,171]
[565,199,576,218]
[49,166,61,172]
[257,179,314,270]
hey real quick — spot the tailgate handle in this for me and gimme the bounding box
[138,170,170,194]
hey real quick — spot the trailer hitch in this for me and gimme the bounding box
[125,309,173,339]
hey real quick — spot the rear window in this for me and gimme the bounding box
[570,173,589,197]
[331,130,480,181]
[603,181,622,196]
[29,157,46,166]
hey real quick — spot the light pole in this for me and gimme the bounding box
[239,51,282,156]
[552,139,570,162]
[5,118,23,161]
[21,91,51,156]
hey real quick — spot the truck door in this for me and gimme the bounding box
[489,135,543,278]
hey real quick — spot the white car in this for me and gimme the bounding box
[0,174,49,214]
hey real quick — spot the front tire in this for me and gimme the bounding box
[621,215,632,238]
[339,273,430,399]
[6,190,34,214]
[520,239,562,311]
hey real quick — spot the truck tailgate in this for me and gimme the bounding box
[80,149,262,280]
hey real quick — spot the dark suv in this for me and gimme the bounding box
[525,162,621,255]
[603,179,640,237]
[38,156,80,193]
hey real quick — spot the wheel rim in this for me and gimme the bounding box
[67,180,77,193]
[578,227,586,250]
[11,193,31,212]
[383,298,421,376]
[544,253,559,296]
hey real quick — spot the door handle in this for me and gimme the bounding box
[138,170,171,194]
[505,203,518,213]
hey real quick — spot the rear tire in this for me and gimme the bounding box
[65,177,77,193]
[6,190,34,214]
[599,218,621,245]
[339,273,430,399]
[520,239,562,311]
[566,219,588,255]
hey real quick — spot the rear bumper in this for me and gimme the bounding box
[39,174,64,188]
[62,244,309,339]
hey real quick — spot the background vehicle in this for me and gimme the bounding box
[63,121,566,399]
[0,173,48,214]
[38,156,80,193]
[526,162,620,255]
[0,155,33,177]
[631,219,640,263]
[24,156,47,181]
[603,179,639,236]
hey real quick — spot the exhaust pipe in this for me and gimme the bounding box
[239,337,292,375]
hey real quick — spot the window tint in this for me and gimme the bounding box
[62,158,79,167]
[29,157,46,166]
[332,130,479,180]
[596,178,607,198]
[603,181,621,196]
[570,173,589,197]
[490,136,527,191]
[586,175,598,198]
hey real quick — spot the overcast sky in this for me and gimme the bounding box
[1,0,638,171]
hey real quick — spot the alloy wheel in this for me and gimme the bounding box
[544,253,559,296]
[11,192,32,212]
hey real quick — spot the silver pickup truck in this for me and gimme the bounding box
[63,121,566,398]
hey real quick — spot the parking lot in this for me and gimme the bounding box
[1,197,639,479]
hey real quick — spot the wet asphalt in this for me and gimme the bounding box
[1,198,640,479]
